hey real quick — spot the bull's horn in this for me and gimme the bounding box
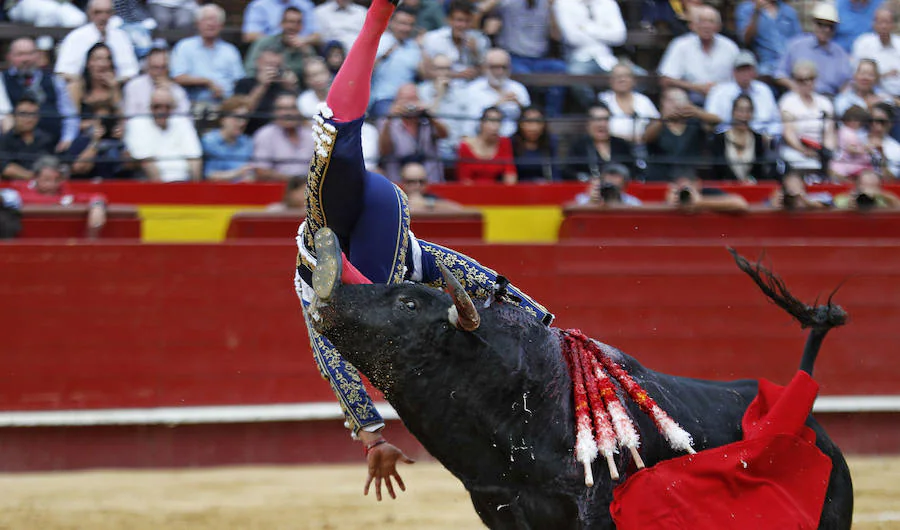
[439,263,480,331]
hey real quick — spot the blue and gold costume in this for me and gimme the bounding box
[294,106,552,435]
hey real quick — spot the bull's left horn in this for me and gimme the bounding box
[439,263,480,331]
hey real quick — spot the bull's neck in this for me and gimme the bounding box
[390,342,575,487]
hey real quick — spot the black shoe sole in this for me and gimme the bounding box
[313,227,343,301]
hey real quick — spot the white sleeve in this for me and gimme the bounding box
[554,0,592,48]
[53,34,85,77]
[579,0,626,46]
[376,34,395,59]
[421,31,440,58]
[0,77,12,117]
[124,118,153,160]
[113,31,140,79]
[178,118,203,158]
[657,39,683,78]
[514,82,531,107]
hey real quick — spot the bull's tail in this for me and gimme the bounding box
[728,248,848,376]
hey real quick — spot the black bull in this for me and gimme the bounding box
[310,250,854,529]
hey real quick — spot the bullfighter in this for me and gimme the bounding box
[293,0,551,502]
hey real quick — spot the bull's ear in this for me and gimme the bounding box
[439,263,480,332]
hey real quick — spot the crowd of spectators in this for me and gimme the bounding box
[0,0,898,223]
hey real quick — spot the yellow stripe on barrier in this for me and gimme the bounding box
[138,205,266,242]
[136,205,564,243]
[481,206,563,243]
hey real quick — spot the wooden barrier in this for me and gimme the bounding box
[19,205,141,239]
[1,240,899,468]
[2,240,898,411]
[559,208,900,241]
[225,210,485,241]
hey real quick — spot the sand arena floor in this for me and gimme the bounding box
[0,457,897,529]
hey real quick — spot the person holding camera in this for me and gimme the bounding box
[768,171,833,210]
[643,87,722,182]
[67,102,133,180]
[377,83,447,183]
[234,49,300,136]
[665,169,750,212]
[833,169,900,210]
[568,162,642,208]
[565,102,635,181]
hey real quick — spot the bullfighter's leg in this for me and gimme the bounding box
[296,0,407,438]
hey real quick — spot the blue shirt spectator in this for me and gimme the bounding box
[777,34,853,96]
[201,96,255,181]
[370,7,422,116]
[776,3,853,96]
[242,0,319,42]
[735,0,801,76]
[171,27,244,103]
[202,130,254,180]
[834,0,883,52]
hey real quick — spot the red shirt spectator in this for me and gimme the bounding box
[11,155,107,237]
[456,106,517,184]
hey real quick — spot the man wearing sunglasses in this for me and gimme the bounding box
[775,2,853,96]
[124,87,202,182]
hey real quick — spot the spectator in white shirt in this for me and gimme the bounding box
[704,50,781,137]
[125,87,203,182]
[314,0,367,53]
[54,0,140,83]
[464,48,530,137]
[554,0,627,109]
[851,8,900,102]
[597,62,660,143]
[658,5,739,105]
[421,0,489,82]
[122,48,191,118]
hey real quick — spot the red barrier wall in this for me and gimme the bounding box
[3,240,899,411]
[560,210,900,240]
[2,240,899,468]
[19,206,141,239]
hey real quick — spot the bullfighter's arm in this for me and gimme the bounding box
[416,240,554,325]
[301,297,386,437]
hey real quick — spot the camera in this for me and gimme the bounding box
[856,192,876,210]
[599,182,621,203]
[678,187,694,205]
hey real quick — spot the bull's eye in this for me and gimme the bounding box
[400,297,418,311]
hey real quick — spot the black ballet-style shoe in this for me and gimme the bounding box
[313,227,343,301]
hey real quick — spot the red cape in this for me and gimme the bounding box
[609,371,832,529]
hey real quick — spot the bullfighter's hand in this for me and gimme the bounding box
[364,442,415,501]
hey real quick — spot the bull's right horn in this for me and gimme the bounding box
[439,263,480,331]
